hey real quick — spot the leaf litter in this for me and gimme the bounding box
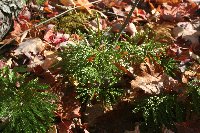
[0,0,200,132]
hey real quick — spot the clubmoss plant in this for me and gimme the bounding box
[59,30,124,107]
[187,80,200,115]
[126,28,179,76]
[133,94,185,133]
[58,27,178,107]
[0,67,57,133]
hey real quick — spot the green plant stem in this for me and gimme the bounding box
[115,0,141,41]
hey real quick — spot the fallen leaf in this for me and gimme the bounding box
[88,18,108,31]
[146,0,181,4]
[60,0,75,6]
[10,21,23,43]
[20,30,28,43]
[43,7,54,13]
[173,21,200,57]
[112,7,125,17]
[131,74,163,94]
[75,0,93,14]
[0,60,6,69]
[14,38,46,57]
[131,73,180,95]
[44,25,69,45]
[125,23,137,36]
[41,51,62,69]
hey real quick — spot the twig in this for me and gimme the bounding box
[0,0,102,50]
[114,0,141,41]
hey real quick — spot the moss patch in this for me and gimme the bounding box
[56,11,95,34]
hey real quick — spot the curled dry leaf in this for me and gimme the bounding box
[44,24,69,45]
[131,74,163,94]
[88,18,107,31]
[126,23,137,36]
[0,60,6,69]
[60,0,76,6]
[61,0,93,13]
[173,21,200,58]
[111,21,137,36]
[160,2,197,22]
[14,38,46,57]
[10,21,23,43]
[131,73,180,95]
[41,51,62,70]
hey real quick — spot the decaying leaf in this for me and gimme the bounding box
[173,20,200,58]
[60,0,93,13]
[111,21,137,36]
[145,0,181,4]
[131,74,163,94]
[75,0,93,14]
[41,51,62,69]
[131,73,180,95]
[60,0,75,6]
[44,25,69,45]
[14,38,46,57]
[0,60,6,69]
[10,21,23,43]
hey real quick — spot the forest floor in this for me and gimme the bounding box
[0,0,200,133]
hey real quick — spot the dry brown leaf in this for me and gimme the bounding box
[148,22,175,43]
[28,56,44,68]
[84,104,104,125]
[146,0,181,5]
[126,23,137,36]
[173,21,200,58]
[60,0,93,13]
[112,7,125,17]
[88,18,108,31]
[0,60,6,69]
[41,51,61,69]
[75,0,93,14]
[130,73,180,95]
[14,38,46,57]
[59,0,75,6]
[131,74,163,94]
[48,125,58,133]
[10,21,23,43]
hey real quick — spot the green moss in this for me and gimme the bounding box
[56,11,95,34]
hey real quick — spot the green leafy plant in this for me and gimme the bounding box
[59,30,124,106]
[133,94,185,133]
[126,28,178,76]
[160,57,179,77]
[187,80,200,115]
[58,26,175,107]
[0,67,57,133]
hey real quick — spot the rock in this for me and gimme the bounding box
[0,0,24,40]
